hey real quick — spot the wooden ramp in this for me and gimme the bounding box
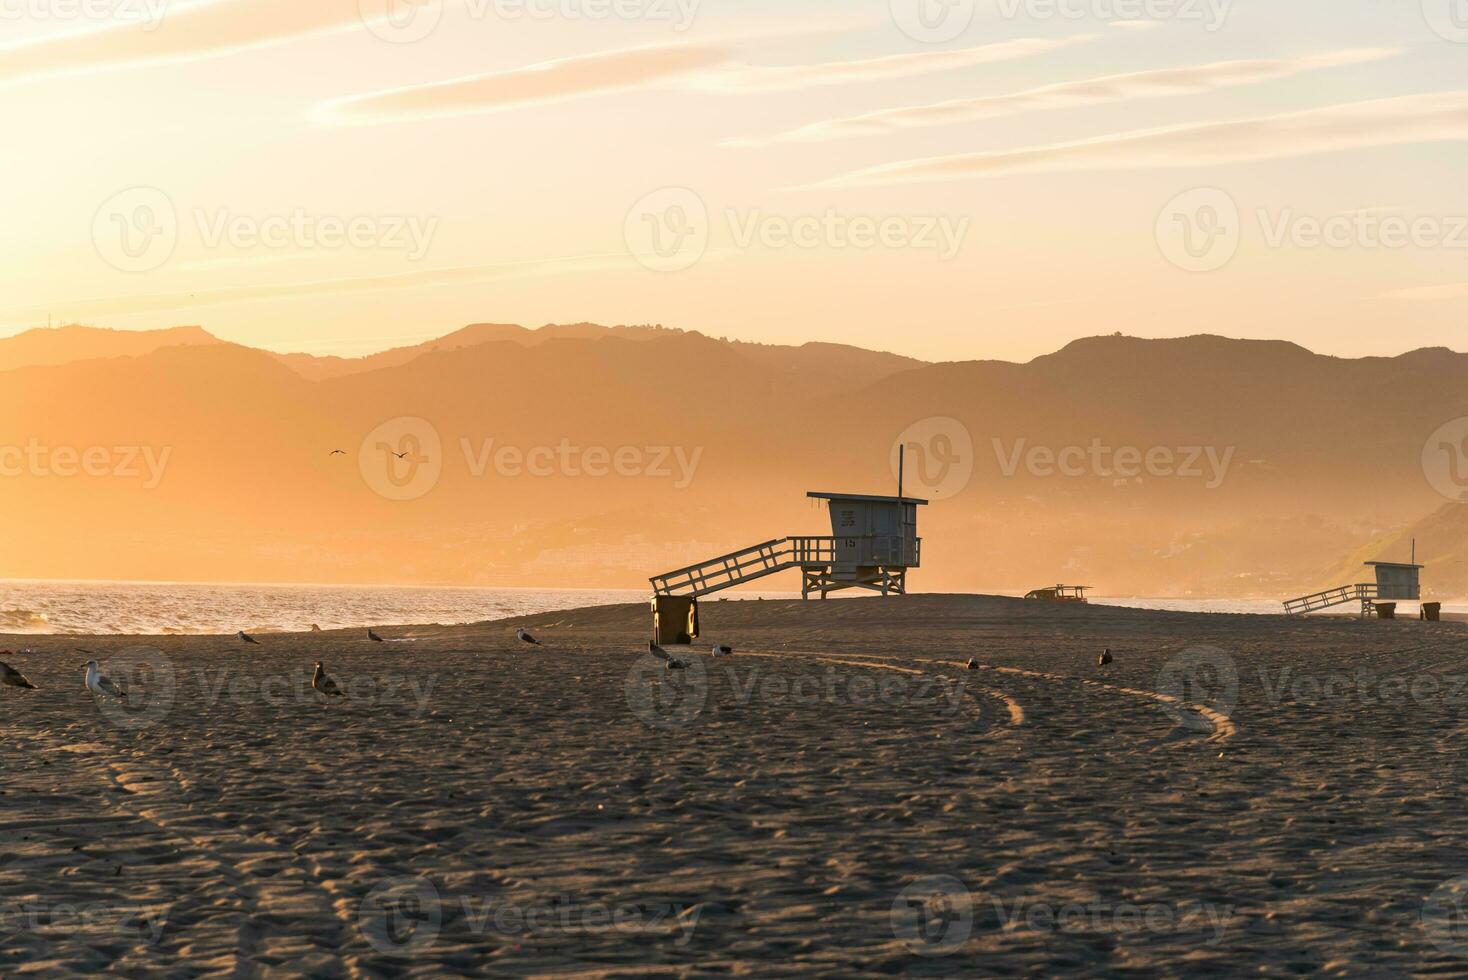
[1283,583,1377,616]
[650,535,915,599]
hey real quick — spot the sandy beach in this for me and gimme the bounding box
[4,593,1468,976]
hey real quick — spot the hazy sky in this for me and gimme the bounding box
[4,0,1467,362]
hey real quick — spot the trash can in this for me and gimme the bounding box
[651,595,699,644]
[1423,602,1442,621]
[1376,602,1397,620]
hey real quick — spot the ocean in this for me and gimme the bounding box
[0,580,1414,636]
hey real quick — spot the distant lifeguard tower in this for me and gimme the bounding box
[649,489,926,600]
[1284,558,1423,617]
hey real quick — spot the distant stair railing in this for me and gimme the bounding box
[650,535,919,598]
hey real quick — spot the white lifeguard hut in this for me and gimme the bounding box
[1284,552,1424,617]
[648,489,926,600]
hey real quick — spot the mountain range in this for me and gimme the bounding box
[3,322,1466,601]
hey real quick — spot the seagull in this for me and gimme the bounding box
[310,624,322,632]
[368,628,384,643]
[649,640,688,670]
[83,660,127,700]
[329,449,346,456]
[966,658,978,671]
[1098,648,1113,667]
[392,451,409,460]
[0,659,37,690]
[712,644,733,657]
[238,630,259,645]
[516,629,542,646]
[312,661,343,698]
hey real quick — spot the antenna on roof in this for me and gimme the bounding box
[1412,538,1416,565]
[897,443,904,503]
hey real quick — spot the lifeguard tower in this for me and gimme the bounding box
[649,489,926,601]
[1284,558,1423,617]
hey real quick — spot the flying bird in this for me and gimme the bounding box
[329,449,346,456]
[516,629,541,646]
[312,661,343,698]
[368,628,384,643]
[238,630,259,645]
[0,660,37,690]
[83,659,127,700]
[1098,648,1113,667]
[392,451,410,459]
[649,640,688,670]
[712,644,733,657]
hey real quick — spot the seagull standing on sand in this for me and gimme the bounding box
[516,629,542,646]
[1098,648,1113,667]
[312,662,343,698]
[966,658,978,671]
[712,644,733,657]
[83,660,127,700]
[368,628,383,643]
[0,659,37,690]
[238,630,259,645]
[649,640,688,670]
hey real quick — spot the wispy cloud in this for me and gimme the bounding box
[811,91,1468,188]
[0,0,375,85]
[734,48,1398,146]
[704,34,1099,93]
[2,252,645,327]
[319,42,730,124]
[1386,282,1468,302]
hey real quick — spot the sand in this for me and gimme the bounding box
[3,593,1468,976]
